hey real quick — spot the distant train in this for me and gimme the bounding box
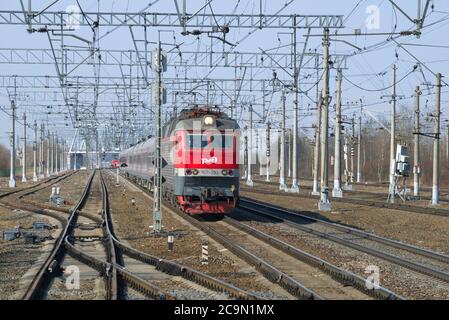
[110,159,121,169]
[119,106,240,214]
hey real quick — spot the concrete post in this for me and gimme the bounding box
[265,121,271,182]
[153,36,164,233]
[39,123,44,178]
[414,86,421,197]
[388,65,397,203]
[280,92,287,190]
[33,120,37,181]
[290,19,299,192]
[21,113,27,183]
[46,131,50,177]
[356,114,362,183]
[246,104,254,186]
[50,132,54,175]
[432,73,441,205]
[312,95,321,196]
[332,70,343,197]
[55,135,59,174]
[318,28,331,211]
[9,100,16,188]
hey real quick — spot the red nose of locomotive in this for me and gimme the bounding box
[172,108,239,214]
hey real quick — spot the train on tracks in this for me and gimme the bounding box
[119,106,240,214]
[110,159,121,169]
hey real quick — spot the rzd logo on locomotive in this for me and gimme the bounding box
[201,157,218,165]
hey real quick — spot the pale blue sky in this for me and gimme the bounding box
[0,0,448,147]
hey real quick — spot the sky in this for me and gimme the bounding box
[0,0,448,148]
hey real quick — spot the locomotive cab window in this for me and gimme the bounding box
[186,133,233,149]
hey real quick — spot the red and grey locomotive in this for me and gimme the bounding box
[119,106,239,214]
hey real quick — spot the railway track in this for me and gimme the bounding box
[275,176,449,195]
[0,170,76,201]
[11,170,256,300]
[238,197,449,285]
[244,180,449,218]
[121,171,402,300]
[100,171,257,300]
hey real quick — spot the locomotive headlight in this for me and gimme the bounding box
[203,116,215,126]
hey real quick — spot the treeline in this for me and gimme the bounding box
[0,143,9,176]
[0,143,36,177]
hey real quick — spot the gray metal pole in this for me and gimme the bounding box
[318,28,331,211]
[59,137,63,172]
[414,86,421,197]
[46,130,50,177]
[153,36,163,233]
[288,129,292,177]
[21,112,27,183]
[446,125,449,167]
[50,132,54,175]
[39,123,44,178]
[290,19,299,192]
[33,120,37,181]
[64,140,67,171]
[432,73,441,205]
[388,64,397,203]
[312,96,321,195]
[9,100,16,188]
[85,139,89,169]
[356,114,362,183]
[243,132,248,179]
[246,104,254,186]
[350,117,355,183]
[96,131,99,169]
[332,69,343,197]
[280,91,287,190]
[55,134,58,173]
[265,121,271,182]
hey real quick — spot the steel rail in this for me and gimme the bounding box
[99,171,118,300]
[222,215,403,300]
[239,198,449,284]
[8,169,255,300]
[169,210,322,300]
[22,170,96,299]
[0,171,75,200]
[102,170,260,300]
[250,180,449,217]
[63,237,175,300]
[19,170,174,300]
[120,172,322,300]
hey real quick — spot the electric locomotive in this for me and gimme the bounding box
[119,106,239,214]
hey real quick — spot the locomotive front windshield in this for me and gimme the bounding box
[186,133,233,149]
